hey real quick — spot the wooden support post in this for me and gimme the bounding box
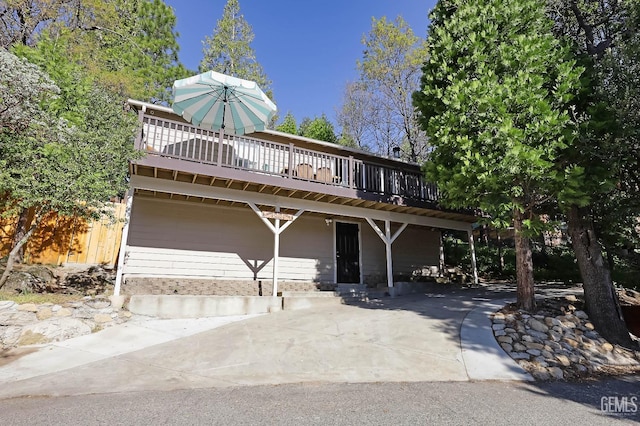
[385,220,393,290]
[114,188,134,296]
[439,231,445,276]
[365,218,408,296]
[248,202,304,297]
[273,208,280,297]
[468,229,479,285]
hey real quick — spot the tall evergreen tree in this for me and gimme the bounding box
[275,112,297,135]
[298,115,338,144]
[545,0,639,347]
[199,0,272,97]
[414,0,584,310]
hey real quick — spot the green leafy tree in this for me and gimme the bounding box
[12,36,92,126]
[414,0,584,310]
[275,112,297,135]
[545,0,640,347]
[0,49,139,288]
[299,115,338,144]
[199,0,272,96]
[70,0,188,103]
[1,0,187,103]
[341,16,428,161]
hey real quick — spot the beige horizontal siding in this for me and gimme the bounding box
[125,197,441,287]
[359,221,386,282]
[125,197,334,282]
[359,221,440,285]
[392,226,440,273]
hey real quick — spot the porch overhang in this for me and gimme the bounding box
[129,174,474,231]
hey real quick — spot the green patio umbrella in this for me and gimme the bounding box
[171,71,277,136]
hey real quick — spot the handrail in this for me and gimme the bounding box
[138,115,439,203]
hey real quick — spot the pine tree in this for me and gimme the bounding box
[414,0,584,310]
[199,0,272,96]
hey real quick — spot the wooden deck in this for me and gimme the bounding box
[130,106,476,223]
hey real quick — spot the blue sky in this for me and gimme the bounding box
[164,0,437,127]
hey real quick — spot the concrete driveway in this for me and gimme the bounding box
[0,286,531,398]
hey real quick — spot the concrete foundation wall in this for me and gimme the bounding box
[127,295,282,318]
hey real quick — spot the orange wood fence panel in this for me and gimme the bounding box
[0,203,126,266]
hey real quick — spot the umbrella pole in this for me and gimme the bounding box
[217,92,227,165]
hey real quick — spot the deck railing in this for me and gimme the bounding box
[139,115,439,203]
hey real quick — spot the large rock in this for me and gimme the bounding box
[555,354,570,367]
[18,318,92,345]
[17,303,38,312]
[63,266,115,295]
[0,310,38,326]
[93,314,113,324]
[55,308,73,317]
[524,342,544,351]
[574,310,589,320]
[497,336,513,344]
[528,330,549,341]
[3,265,56,293]
[528,318,549,333]
[0,325,24,347]
[36,307,53,321]
[514,342,527,352]
[548,367,564,380]
[84,298,111,309]
[0,301,17,311]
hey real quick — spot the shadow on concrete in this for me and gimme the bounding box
[344,281,515,350]
[341,280,586,381]
[344,280,583,348]
[514,375,640,422]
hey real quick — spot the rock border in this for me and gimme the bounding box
[491,297,640,380]
[0,296,131,349]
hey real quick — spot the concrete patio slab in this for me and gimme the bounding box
[0,288,531,399]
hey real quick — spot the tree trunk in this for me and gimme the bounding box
[0,217,39,290]
[567,205,635,348]
[12,208,30,263]
[514,209,536,311]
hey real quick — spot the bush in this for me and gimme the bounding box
[444,232,638,289]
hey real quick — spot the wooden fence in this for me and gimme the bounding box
[0,203,126,266]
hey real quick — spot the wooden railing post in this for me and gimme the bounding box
[348,156,354,188]
[288,143,294,177]
[134,106,146,151]
[132,112,442,204]
[217,129,225,166]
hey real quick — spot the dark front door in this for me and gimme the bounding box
[336,222,360,283]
